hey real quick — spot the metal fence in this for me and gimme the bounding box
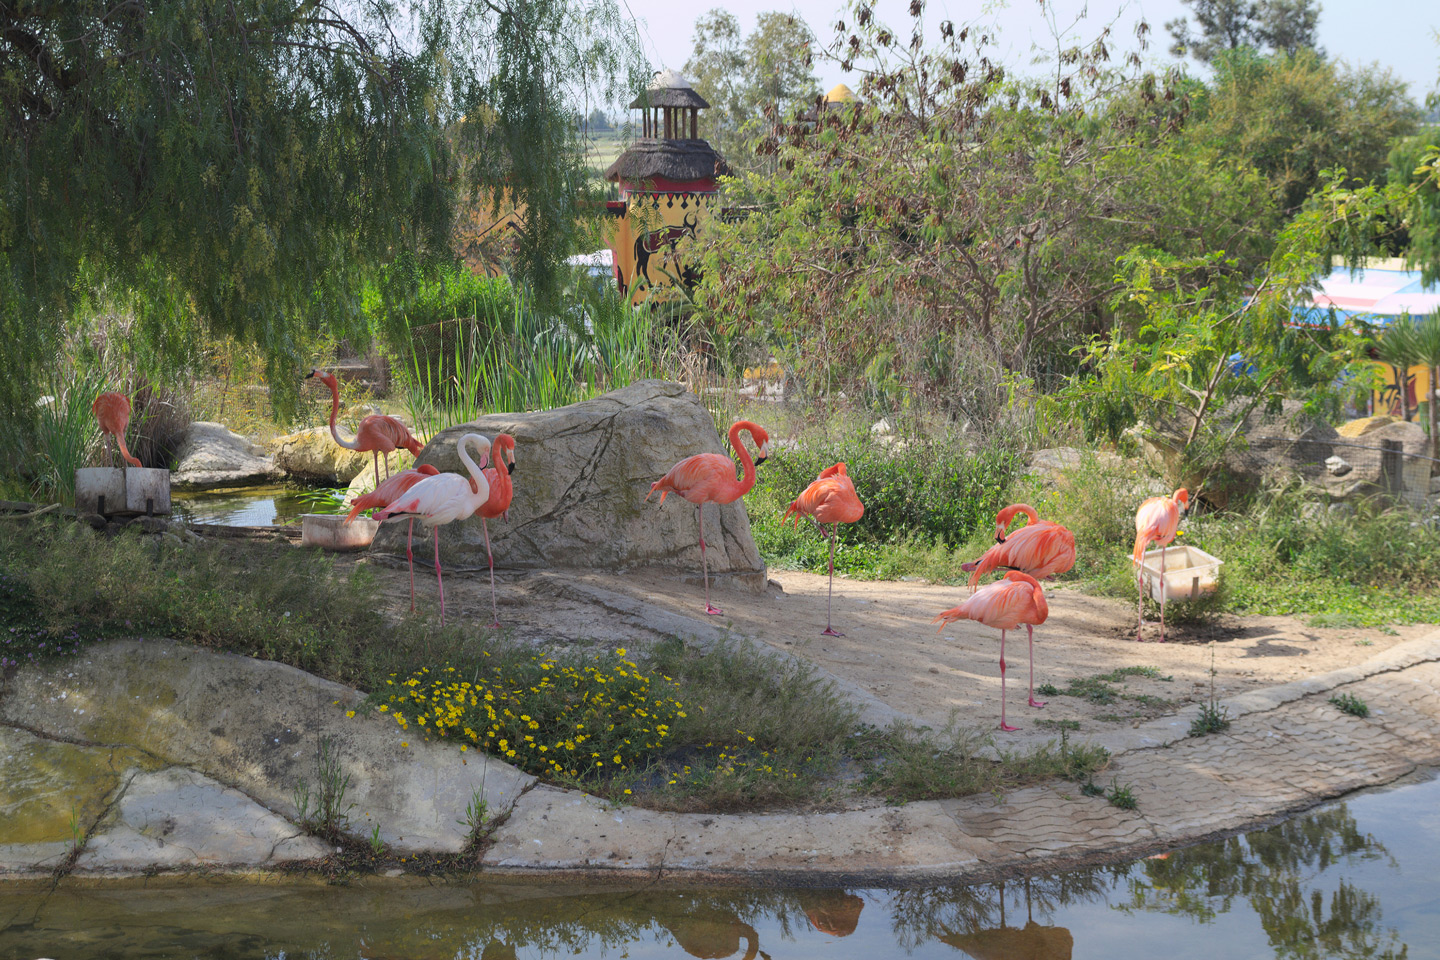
[1248,435,1439,510]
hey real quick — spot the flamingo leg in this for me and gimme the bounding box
[1027,623,1046,708]
[1136,561,1146,643]
[483,516,499,628]
[698,504,722,616]
[373,451,381,489]
[1158,544,1167,643]
[821,524,843,637]
[406,518,416,613]
[434,526,446,626]
[999,629,1018,731]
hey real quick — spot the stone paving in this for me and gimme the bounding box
[1,633,1437,883]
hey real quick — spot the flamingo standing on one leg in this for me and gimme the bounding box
[933,571,1050,732]
[92,392,142,468]
[961,504,1076,591]
[307,369,423,487]
[476,433,517,627]
[647,421,771,616]
[373,434,492,626]
[1133,488,1190,643]
[782,462,864,637]
[344,462,441,611]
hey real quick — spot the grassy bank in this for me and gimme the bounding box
[0,517,1109,812]
[743,427,1440,628]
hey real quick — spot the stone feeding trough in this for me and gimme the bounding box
[300,513,378,551]
[1135,544,1223,602]
[74,467,172,517]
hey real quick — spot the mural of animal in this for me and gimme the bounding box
[633,211,699,287]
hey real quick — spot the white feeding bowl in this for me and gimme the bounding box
[300,513,378,551]
[1134,543,1222,602]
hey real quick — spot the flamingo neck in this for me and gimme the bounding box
[728,422,758,497]
[1004,504,1039,530]
[458,435,491,493]
[323,375,359,450]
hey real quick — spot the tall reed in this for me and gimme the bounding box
[31,365,110,504]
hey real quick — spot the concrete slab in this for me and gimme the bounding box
[76,766,331,872]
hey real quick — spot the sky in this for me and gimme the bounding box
[615,0,1440,105]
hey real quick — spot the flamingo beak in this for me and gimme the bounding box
[304,369,316,380]
[756,441,771,465]
[507,460,516,475]
[995,535,1006,544]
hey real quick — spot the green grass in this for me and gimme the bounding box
[0,517,1109,813]
[1329,692,1370,718]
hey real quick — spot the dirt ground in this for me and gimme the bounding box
[354,554,1435,749]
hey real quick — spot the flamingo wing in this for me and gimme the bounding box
[1133,497,1180,560]
[91,392,132,434]
[375,472,486,527]
[1001,522,1077,580]
[648,453,737,505]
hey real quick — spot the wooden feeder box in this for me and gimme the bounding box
[1134,544,1222,603]
[75,467,171,518]
[300,514,379,552]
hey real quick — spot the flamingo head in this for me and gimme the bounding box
[1174,488,1191,513]
[993,504,1035,543]
[496,433,518,474]
[403,436,424,457]
[417,464,440,476]
[305,368,337,389]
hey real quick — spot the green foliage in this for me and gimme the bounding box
[747,427,1023,581]
[0,1,645,431]
[1106,778,1140,810]
[1190,702,1233,736]
[693,4,1278,410]
[1166,0,1323,62]
[394,273,679,432]
[1061,189,1375,487]
[1329,692,1370,718]
[1190,48,1420,214]
[683,10,818,176]
[292,736,356,839]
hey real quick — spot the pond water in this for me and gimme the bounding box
[169,485,325,527]
[3,772,1437,959]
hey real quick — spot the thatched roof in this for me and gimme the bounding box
[605,138,729,183]
[629,69,711,109]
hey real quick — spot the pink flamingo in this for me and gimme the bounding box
[373,433,492,626]
[962,504,1076,591]
[782,462,865,636]
[343,464,440,523]
[476,433,517,627]
[307,369,423,487]
[933,571,1050,731]
[647,420,771,616]
[1133,488,1190,642]
[92,392,142,468]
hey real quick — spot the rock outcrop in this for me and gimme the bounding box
[371,380,766,586]
[272,427,415,485]
[171,422,278,488]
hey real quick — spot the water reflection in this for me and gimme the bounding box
[169,484,314,527]
[1,774,1433,959]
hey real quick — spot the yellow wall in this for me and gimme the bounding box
[607,190,718,304]
[1372,361,1435,418]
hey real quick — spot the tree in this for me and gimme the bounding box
[0,1,644,423]
[683,9,818,174]
[1192,50,1420,215]
[692,3,1280,413]
[1166,0,1323,62]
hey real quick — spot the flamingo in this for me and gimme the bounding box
[782,462,864,636]
[961,504,1076,591]
[342,464,441,523]
[933,571,1050,732]
[306,369,424,487]
[1133,488,1190,642]
[372,433,492,626]
[476,433,517,627]
[647,420,771,616]
[92,392,142,468]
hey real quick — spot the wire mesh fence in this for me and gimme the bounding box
[1248,434,1439,511]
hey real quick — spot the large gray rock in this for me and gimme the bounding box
[1321,420,1430,505]
[372,380,765,585]
[0,640,534,856]
[172,422,279,488]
